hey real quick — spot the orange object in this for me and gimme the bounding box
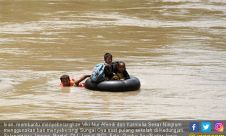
[60,80,75,87]
[60,79,85,87]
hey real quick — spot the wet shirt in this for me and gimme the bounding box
[60,79,84,87]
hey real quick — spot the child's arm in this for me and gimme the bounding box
[74,75,91,86]
[123,70,130,79]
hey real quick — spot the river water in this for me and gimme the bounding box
[0,0,226,120]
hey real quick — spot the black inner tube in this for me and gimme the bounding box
[85,76,140,92]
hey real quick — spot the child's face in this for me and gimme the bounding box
[105,56,112,64]
[117,63,125,73]
[61,78,70,86]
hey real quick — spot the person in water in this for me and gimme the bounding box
[103,53,114,80]
[104,52,113,65]
[60,74,90,87]
[103,53,130,80]
[112,61,130,80]
[103,64,113,81]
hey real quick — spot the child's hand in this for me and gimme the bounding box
[112,75,119,80]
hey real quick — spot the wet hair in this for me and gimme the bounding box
[104,64,113,80]
[104,53,112,61]
[117,61,125,67]
[116,61,126,72]
[60,75,70,81]
[104,64,111,74]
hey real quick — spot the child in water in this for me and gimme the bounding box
[103,53,114,80]
[103,53,130,80]
[104,52,113,65]
[112,61,130,80]
[60,74,90,87]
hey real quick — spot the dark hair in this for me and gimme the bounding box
[104,53,112,61]
[116,61,126,71]
[104,64,111,73]
[117,61,125,67]
[60,75,70,81]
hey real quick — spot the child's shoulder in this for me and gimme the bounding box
[70,80,75,86]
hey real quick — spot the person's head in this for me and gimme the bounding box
[60,75,70,87]
[104,64,112,76]
[117,61,126,73]
[104,53,112,64]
